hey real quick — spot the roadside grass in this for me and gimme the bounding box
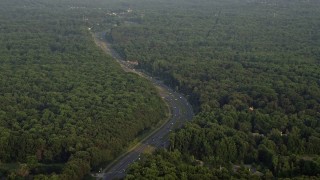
[142,145,157,154]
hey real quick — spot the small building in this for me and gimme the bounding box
[252,133,265,137]
[127,61,139,66]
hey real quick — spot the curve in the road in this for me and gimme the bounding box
[93,31,194,180]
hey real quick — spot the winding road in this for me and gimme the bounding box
[93,32,194,180]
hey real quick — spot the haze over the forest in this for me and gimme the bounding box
[0,0,319,179]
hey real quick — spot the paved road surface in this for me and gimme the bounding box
[93,32,194,180]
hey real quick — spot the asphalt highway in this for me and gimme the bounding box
[93,32,194,180]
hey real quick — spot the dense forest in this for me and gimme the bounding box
[96,0,320,179]
[1,0,319,179]
[0,0,167,179]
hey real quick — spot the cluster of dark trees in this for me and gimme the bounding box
[0,0,167,179]
[104,0,320,179]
